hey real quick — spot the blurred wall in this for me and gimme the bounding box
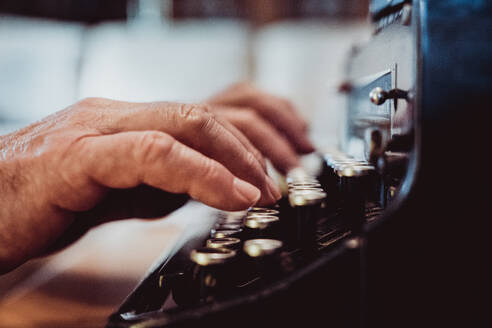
[0,16,84,133]
[0,0,371,147]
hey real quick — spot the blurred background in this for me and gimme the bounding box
[0,1,370,326]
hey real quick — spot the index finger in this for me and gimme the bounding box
[72,131,262,211]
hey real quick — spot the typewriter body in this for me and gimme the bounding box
[108,1,491,327]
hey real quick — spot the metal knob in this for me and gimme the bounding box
[369,87,409,106]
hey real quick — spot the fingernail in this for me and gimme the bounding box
[266,176,282,201]
[299,138,316,153]
[233,178,261,205]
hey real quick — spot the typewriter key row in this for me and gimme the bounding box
[323,151,378,231]
[179,170,329,304]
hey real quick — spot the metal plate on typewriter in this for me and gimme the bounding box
[346,69,393,160]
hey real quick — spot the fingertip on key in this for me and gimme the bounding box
[233,178,261,206]
[298,138,316,154]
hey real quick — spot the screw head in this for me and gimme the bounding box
[369,87,388,105]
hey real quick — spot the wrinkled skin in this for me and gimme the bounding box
[208,82,314,172]
[0,83,313,274]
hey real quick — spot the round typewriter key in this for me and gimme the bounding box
[286,167,310,183]
[206,237,241,251]
[244,215,280,239]
[288,189,326,250]
[248,207,280,215]
[324,160,356,205]
[289,186,325,193]
[190,247,236,266]
[326,160,367,210]
[245,215,279,229]
[336,164,375,177]
[288,182,322,189]
[243,239,282,257]
[334,162,372,173]
[287,178,319,185]
[334,163,374,192]
[190,247,237,301]
[216,212,246,226]
[288,189,327,207]
[287,174,318,181]
[224,211,247,220]
[326,158,353,168]
[214,222,243,230]
[243,239,284,279]
[217,218,245,226]
[246,212,280,220]
[210,228,243,239]
[336,165,375,233]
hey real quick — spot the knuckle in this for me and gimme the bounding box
[178,103,207,119]
[178,104,215,131]
[76,97,104,109]
[136,131,174,165]
[251,147,264,161]
[199,104,212,113]
[201,158,220,181]
[245,150,260,169]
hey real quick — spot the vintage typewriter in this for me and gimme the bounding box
[108,1,491,327]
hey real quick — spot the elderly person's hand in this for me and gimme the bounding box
[0,98,281,273]
[208,82,314,173]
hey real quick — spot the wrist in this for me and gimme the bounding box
[0,136,25,274]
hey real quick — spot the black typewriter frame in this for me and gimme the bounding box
[108,1,491,327]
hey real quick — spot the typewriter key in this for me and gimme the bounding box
[215,222,243,230]
[327,161,368,206]
[189,248,237,301]
[244,215,280,239]
[288,182,322,189]
[286,167,311,183]
[288,189,327,250]
[244,239,282,257]
[243,239,284,279]
[336,165,375,233]
[333,162,371,172]
[247,212,280,220]
[325,157,354,168]
[248,207,280,216]
[216,211,246,225]
[210,228,243,239]
[288,189,327,207]
[289,186,325,193]
[206,237,241,251]
[324,160,357,207]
